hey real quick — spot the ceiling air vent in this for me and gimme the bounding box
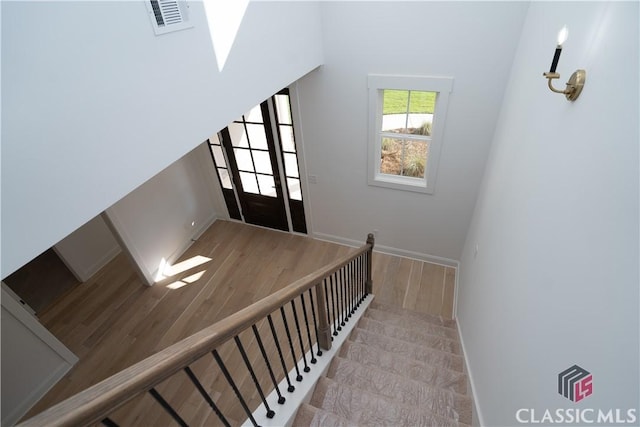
[146,0,193,36]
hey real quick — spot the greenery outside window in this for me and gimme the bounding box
[368,75,453,194]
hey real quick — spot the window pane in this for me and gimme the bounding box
[380,137,404,176]
[275,94,292,125]
[383,90,409,114]
[240,172,259,194]
[246,124,268,150]
[382,113,408,132]
[257,174,276,197]
[211,133,222,145]
[287,178,302,201]
[284,153,299,178]
[218,168,232,189]
[279,125,295,152]
[382,90,437,133]
[228,123,249,147]
[409,91,436,114]
[401,140,428,178]
[245,105,263,123]
[212,145,226,167]
[252,150,273,174]
[382,90,409,132]
[234,148,254,172]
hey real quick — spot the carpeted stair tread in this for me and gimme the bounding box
[365,307,459,339]
[293,403,353,427]
[310,376,469,427]
[350,328,464,372]
[339,340,467,394]
[325,357,472,424]
[369,301,457,328]
[357,317,461,354]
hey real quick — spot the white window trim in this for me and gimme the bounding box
[367,74,453,194]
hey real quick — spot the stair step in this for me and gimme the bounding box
[326,357,471,424]
[357,317,462,354]
[339,340,467,394]
[311,376,469,427]
[350,328,464,372]
[370,301,457,328]
[293,403,353,427]
[365,308,459,339]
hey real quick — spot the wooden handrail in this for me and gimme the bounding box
[18,236,374,427]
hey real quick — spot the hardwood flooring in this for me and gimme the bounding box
[25,220,456,425]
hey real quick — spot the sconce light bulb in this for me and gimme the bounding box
[557,26,569,46]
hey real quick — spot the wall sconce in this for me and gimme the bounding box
[543,26,586,101]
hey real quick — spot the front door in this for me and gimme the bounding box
[209,89,307,233]
[218,101,289,231]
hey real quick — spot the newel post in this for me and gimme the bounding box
[365,233,375,295]
[314,282,332,351]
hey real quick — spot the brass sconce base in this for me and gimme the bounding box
[543,69,586,101]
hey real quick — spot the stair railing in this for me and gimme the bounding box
[17,234,375,427]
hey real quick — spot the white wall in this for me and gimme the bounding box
[1,0,323,278]
[457,2,639,425]
[105,142,219,285]
[1,286,77,426]
[296,2,529,262]
[53,215,121,282]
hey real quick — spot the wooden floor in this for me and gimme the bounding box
[26,220,455,425]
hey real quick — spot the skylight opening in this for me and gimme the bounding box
[203,0,249,72]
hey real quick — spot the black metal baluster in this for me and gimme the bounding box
[290,300,310,373]
[252,324,286,404]
[324,279,335,340]
[365,251,371,296]
[351,260,357,314]
[101,417,119,427]
[347,263,352,317]
[267,314,295,393]
[329,275,340,334]
[148,388,188,427]
[280,306,303,381]
[184,366,231,427]
[355,257,361,308]
[348,262,354,316]
[351,258,358,313]
[308,288,323,356]
[300,292,317,364]
[342,267,348,321]
[234,336,275,418]
[211,350,260,427]
[359,254,364,305]
[340,269,346,326]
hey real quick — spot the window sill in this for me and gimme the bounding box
[368,173,434,194]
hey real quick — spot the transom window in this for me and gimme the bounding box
[368,75,453,194]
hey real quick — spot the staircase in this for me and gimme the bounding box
[294,301,472,426]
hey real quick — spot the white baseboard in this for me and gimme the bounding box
[78,245,122,282]
[312,232,459,268]
[457,319,485,427]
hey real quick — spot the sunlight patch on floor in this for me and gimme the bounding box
[166,270,206,290]
[156,255,212,284]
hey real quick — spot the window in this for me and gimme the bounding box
[368,75,453,194]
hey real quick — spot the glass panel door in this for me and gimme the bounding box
[208,89,307,233]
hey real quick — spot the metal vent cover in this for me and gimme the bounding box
[146,0,193,35]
